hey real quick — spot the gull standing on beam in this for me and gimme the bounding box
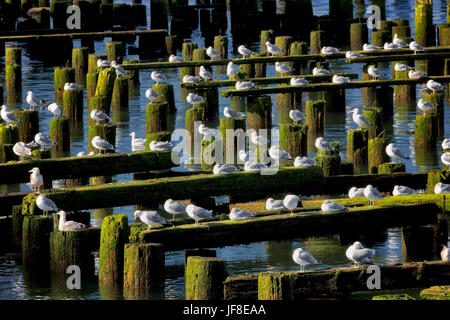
[199,66,213,81]
[394,63,413,72]
[315,137,335,152]
[351,108,372,128]
[36,194,58,216]
[186,204,214,226]
[64,82,81,91]
[426,80,445,94]
[236,81,255,90]
[164,199,186,221]
[346,241,375,267]
[183,75,202,83]
[227,62,237,79]
[151,71,168,85]
[363,184,384,206]
[348,187,365,199]
[290,77,309,86]
[29,167,44,193]
[90,109,110,125]
[265,41,281,56]
[289,110,305,124]
[91,136,115,154]
[283,194,299,215]
[224,107,246,119]
[1,105,20,125]
[386,143,409,161]
[294,156,315,168]
[275,62,292,74]
[35,132,56,150]
[321,46,339,55]
[169,55,185,62]
[206,46,219,60]
[134,210,167,229]
[367,65,385,80]
[409,41,425,54]
[145,88,160,101]
[292,248,319,272]
[186,92,204,105]
[229,208,254,221]
[238,45,254,58]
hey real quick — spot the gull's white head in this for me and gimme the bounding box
[353,241,363,249]
[28,167,40,173]
[351,108,360,114]
[230,207,239,214]
[129,132,136,137]
[134,210,142,219]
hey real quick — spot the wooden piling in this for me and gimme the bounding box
[12,205,23,252]
[6,64,22,105]
[111,77,129,110]
[394,70,415,109]
[415,0,434,47]
[122,59,140,91]
[146,101,169,135]
[63,88,84,123]
[0,123,19,144]
[361,63,375,106]
[214,35,228,74]
[258,272,291,300]
[95,67,116,106]
[150,0,168,29]
[374,86,394,120]
[22,215,52,267]
[218,118,246,164]
[378,162,406,174]
[14,110,39,143]
[86,73,98,104]
[193,48,210,75]
[323,89,345,111]
[152,83,176,114]
[310,30,323,54]
[49,117,70,153]
[88,54,107,74]
[347,128,368,165]
[260,30,275,53]
[350,22,368,51]
[424,92,445,126]
[180,42,198,84]
[362,107,383,139]
[5,47,22,66]
[316,142,341,176]
[414,112,438,150]
[185,106,205,158]
[288,41,308,74]
[198,88,219,121]
[54,67,75,105]
[88,95,110,125]
[72,47,89,85]
[246,95,272,132]
[106,41,125,64]
[438,23,450,46]
[185,256,227,300]
[88,123,116,154]
[274,36,292,57]
[279,124,307,158]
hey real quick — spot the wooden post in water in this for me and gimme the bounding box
[323,89,345,112]
[316,142,341,176]
[438,23,450,46]
[260,30,275,54]
[185,106,205,159]
[305,100,324,153]
[150,0,168,29]
[5,47,22,66]
[415,0,434,47]
[0,124,19,145]
[88,123,116,154]
[193,48,210,76]
[219,118,246,164]
[54,67,75,105]
[72,47,89,85]
[88,95,110,125]
[22,215,52,267]
[106,41,125,64]
[347,128,368,166]
[146,101,169,146]
[373,86,394,120]
[258,272,291,300]
[350,22,368,51]
[86,73,98,105]
[361,63,376,106]
[414,112,438,150]
[310,30,323,54]
[424,92,445,129]
[95,67,116,107]
[50,117,70,153]
[180,42,199,99]
[6,64,22,105]
[279,124,307,158]
[394,70,415,109]
[378,162,406,174]
[14,110,39,143]
[214,35,228,74]
[152,83,176,114]
[363,107,383,139]
[12,205,23,252]
[88,54,107,74]
[198,88,219,121]
[185,256,227,300]
[274,36,292,57]
[63,88,84,123]
[288,41,308,74]
[247,95,272,133]
[111,77,129,110]
[165,35,178,56]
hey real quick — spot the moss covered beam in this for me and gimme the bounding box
[346,52,450,63]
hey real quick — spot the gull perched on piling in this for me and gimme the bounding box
[408,70,427,79]
[386,143,409,161]
[206,46,219,59]
[130,132,145,151]
[149,141,173,151]
[315,137,335,152]
[145,88,160,100]
[244,161,268,172]
[97,59,111,68]
[250,131,268,146]
[238,45,254,58]
[169,55,185,62]
[363,43,381,51]
[265,41,281,56]
[348,187,365,199]
[36,194,58,216]
[289,109,305,123]
[164,199,186,221]
[294,156,315,168]
[394,63,413,72]
[13,142,33,158]
[199,66,213,80]
[186,92,204,105]
[409,41,425,54]
[238,150,256,163]
[90,109,110,125]
[110,61,128,78]
[363,184,384,206]
[393,34,408,47]
[346,241,375,267]
[441,153,450,166]
[443,139,450,150]
[64,82,81,91]
[441,245,450,261]
[183,75,202,83]
[45,103,62,117]
[290,77,309,86]
[186,204,213,226]
[265,198,285,210]
[345,51,364,59]
[383,42,400,50]
[229,207,254,221]
[426,80,445,94]
[321,46,339,55]
[57,211,86,231]
[293,248,319,272]
[351,108,372,128]
[275,62,292,74]
[35,132,55,150]
[269,145,293,161]
[213,164,238,175]
[236,81,255,90]
[321,200,346,212]
[1,105,20,125]
[26,90,44,110]
[224,107,246,119]
[91,136,114,154]
[227,62,237,78]
[151,71,168,84]
[417,98,435,113]
[332,75,350,83]
[198,124,217,138]
[312,67,330,75]
[393,185,415,196]
[134,210,167,229]
[283,194,299,215]
[367,65,385,80]
[435,182,450,194]
[29,167,44,193]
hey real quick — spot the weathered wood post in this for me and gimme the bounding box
[88,123,116,154]
[122,59,140,92]
[310,30,323,54]
[88,95,110,125]
[165,35,178,56]
[50,117,70,153]
[316,142,341,176]
[323,89,345,112]
[14,110,39,143]
[247,95,272,132]
[111,77,129,110]
[72,47,89,84]
[274,36,292,57]
[347,128,369,166]
[6,63,22,105]
[214,35,228,74]
[95,67,116,107]
[22,215,53,267]
[88,54,107,74]
[363,107,383,139]
[415,0,434,47]
[180,42,198,99]
[99,214,129,286]
[258,272,292,300]
[394,70,415,109]
[54,67,75,104]
[150,0,168,29]
[185,256,227,300]
[288,41,308,74]
[414,112,438,150]
[146,101,170,146]
[424,92,445,128]
[0,123,20,145]
[279,124,307,158]
[305,100,324,153]
[106,41,125,64]
[152,83,176,114]
[260,29,275,54]
[350,22,368,51]
[361,63,375,105]
[86,73,98,105]
[185,106,205,159]
[219,118,246,164]
[63,87,84,124]
[378,162,406,174]
[374,86,394,120]
[193,48,210,76]
[198,88,219,121]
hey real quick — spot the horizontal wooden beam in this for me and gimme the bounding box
[346,51,450,63]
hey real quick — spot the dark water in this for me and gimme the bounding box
[0,0,449,299]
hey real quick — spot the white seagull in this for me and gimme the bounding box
[134,210,167,229]
[294,156,315,168]
[186,204,213,226]
[186,93,204,105]
[90,109,110,125]
[169,55,185,62]
[383,42,400,50]
[408,70,427,79]
[426,80,445,94]
[321,46,339,55]
[64,82,81,91]
[213,164,238,175]
[244,161,268,172]
[441,245,450,261]
[346,241,375,267]
[149,141,173,151]
[229,207,254,221]
[351,108,372,128]
[321,200,346,212]
[36,194,58,216]
[386,143,409,161]
[332,75,350,83]
[130,132,145,151]
[315,137,335,152]
[46,103,62,118]
[394,63,413,72]
[151,71,168,84]
[312,67,330,75]
[368,65,385,80]
[199,66,213,81]
[393,185,415,196]
[265,198,285,210]
[250,131,268,146]
[235,81,255,90]
[363,43,381,51]
[1,105,20,125]
[164,199,186,221]
[435,182,450,194]
[13,142,33,158]
[91,136,114,154]
[96,59,111,68]
[409,41,425,54]
[269,145,293,161]
[26,90,44,110]
[393,34,408,47]
[145,88,160,100]
[441,153,450,166]
[35,132,55,150]
[289,109,305,123]
[224,107,246,119]
[348,187,365,199]
[112,62,128,78]
[238,150,256,163]
[290,78,309,86]
[206,46,219,59]
[417,98,435,112]
[292,248,319,272]
[227,62,237,78]
[265,41,281,56]
[198,124,217,137]
[283,194,299,215]
[238,45,254,58]
[57,211,86,231]
[346,51,364,59]
[363,184,384,206]
[275,62,292,74]
[29,167,44,193]
[183,75,202,83]
[443,139,450,150]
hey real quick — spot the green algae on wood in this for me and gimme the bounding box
[13,110,39,143]
[368,137,390,174]
[378,162,406,174]
[111,77,129,110]
[310,30,323,54]
[54,67,75,104]
[146,101,169,134]
[63,89,84,123]
[279,123,307,158]
[106,41,125,64]
[22,215,52,266]
[347,128,368,165]
[0,144,16,163]
[87,54,107,74]
[86,73,98,104]
[274,36,293,57]
[246,95,272,131]
[260,30,275,53]
[72,47,89,84]
[185,256,227,300]
[372,294,415,300]
[95,67,116,106]
[50,116,70,152]
[219,117,246,164]
[414,112,438,149]
[420,285,450,300]
[363,107,383,139]
[0,123,19,144]
[152,83,176,114]
[6,64,22,105]
[258,271,292,300]
[5,47,22,66]
[415,0,434,47]
[350,22,368,51]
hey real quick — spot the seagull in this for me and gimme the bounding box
[198,124,217,137]
[386,143,409,161]
[96,59,111,67]
[289,110,305,123]
[236,81,254,90]
[442,139,450,150]
[351,108,372,128]
[26,90,44,110]
[164,199,186,221]
[346,241,375,267]
[206,46,219,59]
[56,211,86,231]
[269,145,293,161]
[77,151,86,156]
[169,55,185,62]
[332,75,350,83]
[45,103,62,117]
[238,150,256,163]
[149,141,173,151]
[186,204,213,226]
[363,184,384,206]
[294,156,315,168]
[321,46,339,55]
[227,62,237,78]
[283,194,299,215]
[244,161,268,172]
[408,70,427,79]
[265,198,285,210]
[393,185,415,196]
[130,132,145,151]
[134,210,167,229]
[393,34,408,47]
[224,107,246,119]
[426,80,445,94]
[409,41,425,54]
[292,248,319,272]
[151,71,168,84]
[441,153,450,166]
[238,45,254,58]
[363,43,381,51]
[417,98,435,112]
[250,131,268,146]
[312,67,330,75]
[348,187,365,199]
[290,78,309,86]
[394,63,414,71]
[383,42,400,50]
[91,136,114,154]
[35,132,55,150]
[1,105,20,125]
[367,65,385,80]
[275,62,292,74]
[182,75,202,83]
[441,245,450,261]
[36,194,58,216]
[110,61,128,78]
[64,82,81,91]
[315,137,335,152]
[199,66,213,81]
[321,200,346,212]
[186,93,204,105]
[90,109,110,125]
[265,41,281,56]
[229,207,254,221]
[29,167,44,193]
[435,182,450,194]
[13,142,33,158]
[345,51,365,59]
[213,164,238,175]
[145,88,160,100]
